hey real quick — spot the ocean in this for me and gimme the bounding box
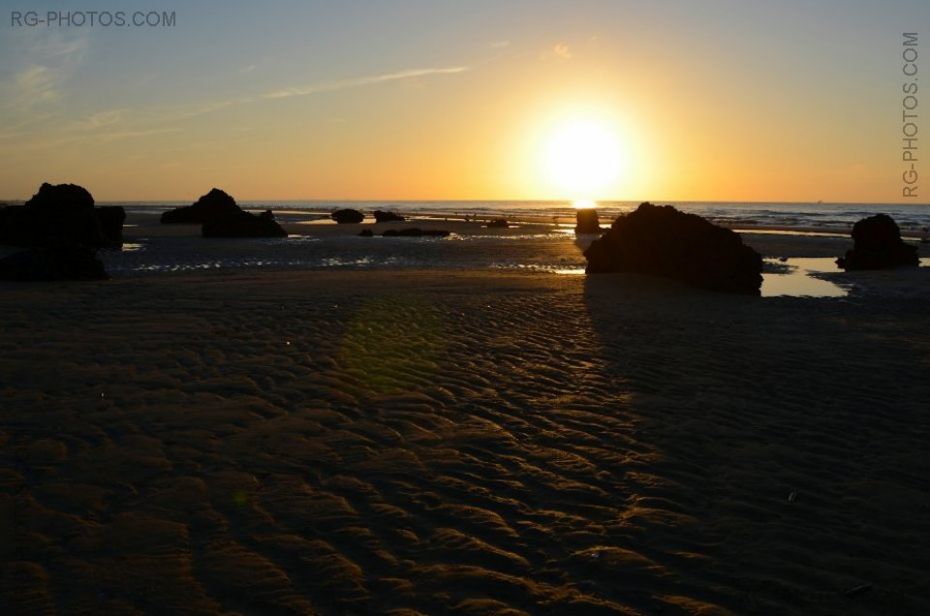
[89,200,930,296]
[110,200,930,235]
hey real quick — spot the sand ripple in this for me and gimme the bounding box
[2,270,929,614]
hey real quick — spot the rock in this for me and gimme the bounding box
[485,218,509,228]
[161,188,241,224]
[0,207,40,246]
[382,228,450,237]
[202,209,286,238]
[374,210,405,223]
[25,182,95,213]
[584,202,763,294]
[358,229,374,237]
[837,214,919,270]
[95,207,127,246]
[0,246,108,281]
[0,183,123,248]
[162,190,285,237]
[331,209,365,224]
[575,208,601,234]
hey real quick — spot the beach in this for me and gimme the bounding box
[1,212,929,615]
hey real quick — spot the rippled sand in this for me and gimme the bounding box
[2,268,929,615]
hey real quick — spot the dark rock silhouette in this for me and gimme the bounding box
[374,210,405,223]
[584,202,763,294]
[161,188,240,224]
[161,189,285,237]
[0,183,124,248]
[486,218,509,229]
[94,207,126,246]
[331,209,365,224]
[203,209,286,238]
[575,208,601,234]
[383,228,450,237]
[359,229,374,237]
[0,246,108,281]
[836,214,919,270]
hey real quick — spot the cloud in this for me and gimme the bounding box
[97,127,180,141]
[490,41,511,49]
[1,60,472,152]
[263,66,471,100]
[1,30,88,123]
[72,109,124,130]
[11,65,59,105]
[552,43,572,59]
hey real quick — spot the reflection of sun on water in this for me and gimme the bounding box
[572,199,597,210]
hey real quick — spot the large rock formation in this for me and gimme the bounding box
[836,214,919,270]
[374,210,405,223]
[331,209,365,224]
[0,183,124,247]
[584,202,763,294]
[162,189,286,237]
[0,246,108,281]
[161,188,241,224]
[203,209,287,238]
[575,208,601,234]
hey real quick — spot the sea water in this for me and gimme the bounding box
[111,200,930,236]
[98,201,930,297]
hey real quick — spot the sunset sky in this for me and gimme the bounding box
[1,0,927,203]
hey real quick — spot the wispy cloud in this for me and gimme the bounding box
[2,61,472,152]
[98,127,180,141]
[490,41,511,49]
[552,43,572,60]
[263,66,470,100]
[1,30,88,115]
[72,109,125,131]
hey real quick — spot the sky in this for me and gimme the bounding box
[0,0,927,203]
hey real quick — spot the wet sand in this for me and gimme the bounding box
[2,254,929,614]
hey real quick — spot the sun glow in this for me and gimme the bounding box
[572,199,597,209]
[543,117,626,199]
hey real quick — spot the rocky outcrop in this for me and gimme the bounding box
[161,188,240,224]
[203,209,287,238]
[161,189,285,237]
[94,207,126,246]
[383,228,450,237]
[0,246,108,281]
[374,210,405,223]
[0,183,124,248]
[575,208,601,234]
[836,214,919,270]
[584,202,763,294]
[331,209,365,224]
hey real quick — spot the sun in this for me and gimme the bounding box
[542,117,625,200]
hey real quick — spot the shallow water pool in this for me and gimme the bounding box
[762,258,848,298]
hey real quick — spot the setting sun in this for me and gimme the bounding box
[543,117,626,199]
